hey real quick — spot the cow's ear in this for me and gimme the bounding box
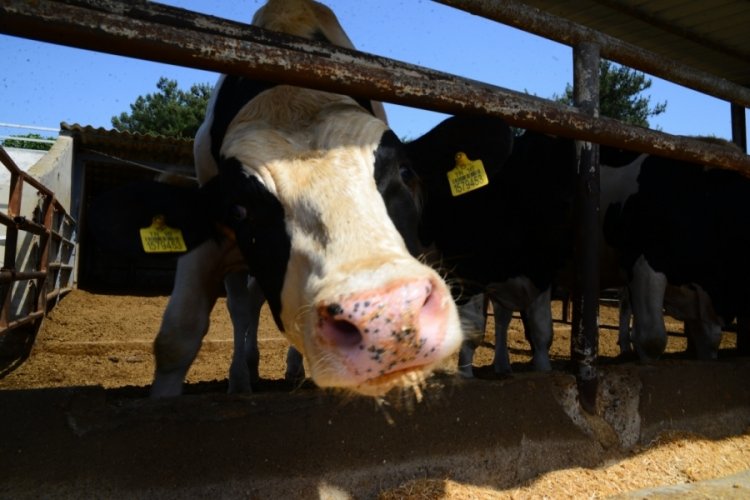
[88,181,214,257]
[405,115,514,185]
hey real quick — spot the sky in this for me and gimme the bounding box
[2,0,746,145]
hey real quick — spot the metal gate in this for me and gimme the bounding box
[0,146,76,376]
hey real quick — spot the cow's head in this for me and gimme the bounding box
[212,85,461,396]
[202,0,464,397]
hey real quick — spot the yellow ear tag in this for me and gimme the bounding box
[446,152,489,197]
[139,215,187,253]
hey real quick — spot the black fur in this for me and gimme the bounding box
[373,130,421,256]
[604,155,750,323]
[210,157,291,330]
[409,118,576,303]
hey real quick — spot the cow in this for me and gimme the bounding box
[602,144,750,361]
[422,132,747,376]
[87,0,475,399]
[409,127,577,376]
[90,0,524,398]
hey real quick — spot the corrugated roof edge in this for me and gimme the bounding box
[61,122,195,167]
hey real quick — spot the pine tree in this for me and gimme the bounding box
[111,77,212,138]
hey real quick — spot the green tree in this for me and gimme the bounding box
[2,133,54,151]
[111,77,212,138]
[554,60,667,128]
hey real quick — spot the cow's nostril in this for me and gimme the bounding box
[321,318,363,348]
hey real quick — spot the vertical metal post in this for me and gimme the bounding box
[571,42,601,414]
[730,103,747,353]
[731,104,747,153]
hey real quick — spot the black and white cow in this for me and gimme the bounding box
[417,129,748,375]
[602,144,750,361]
[114,0,469,398]
[409,127,577,376]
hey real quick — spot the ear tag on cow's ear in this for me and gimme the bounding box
[139,215,187,253]
[446,152,489,197]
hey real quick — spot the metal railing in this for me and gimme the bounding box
[0,0,747,173]
[0,146,76,373]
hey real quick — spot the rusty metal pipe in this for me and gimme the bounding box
[1,0,748,175]
[434,0,750,108]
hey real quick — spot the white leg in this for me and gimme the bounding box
[151,241,223,398]
[628,256,668,361]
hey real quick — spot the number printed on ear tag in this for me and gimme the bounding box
[139,215,187,253]
[446,152,489,197]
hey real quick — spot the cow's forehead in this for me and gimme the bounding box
[220,86,390,197]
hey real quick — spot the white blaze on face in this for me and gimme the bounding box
[221,86,461,395]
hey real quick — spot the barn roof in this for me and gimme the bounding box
[61,123,194,170]
[519,0,750,87]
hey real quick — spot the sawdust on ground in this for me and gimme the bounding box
[1,289,748,499]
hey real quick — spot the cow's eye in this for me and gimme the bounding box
[230,204,247,221]
[399,165,415,184]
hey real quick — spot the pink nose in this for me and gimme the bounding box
[315,278,449,383]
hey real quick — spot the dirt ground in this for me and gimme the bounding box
[1,289,749,498]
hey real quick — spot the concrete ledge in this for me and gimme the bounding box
[1,359,748,498]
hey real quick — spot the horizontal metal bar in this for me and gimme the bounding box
[46,287,73,303]
[47,262,75,271]
[0,270,47,283]
[49,231,76,244]
[12,217,48,237]
[0,310,44,335]
[434,0,750,108]
[1,0,748,175]
[0,122,59,132]
[0,147,58,200]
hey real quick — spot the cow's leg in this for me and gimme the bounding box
[684,320,719,360]
[151,241,224,398]
[519,287,553,371]
[618,287,634,355]
[225,273,265,393]
[489,298,513,375]
[628,256,668,361]
[685,288,722,360]
[683,319,721,360]
[457,293,488,378]
[285,346,305,384]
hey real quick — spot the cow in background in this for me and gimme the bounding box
[427,133,748,376]
[603,142,750,361]
[409,127,577,376]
